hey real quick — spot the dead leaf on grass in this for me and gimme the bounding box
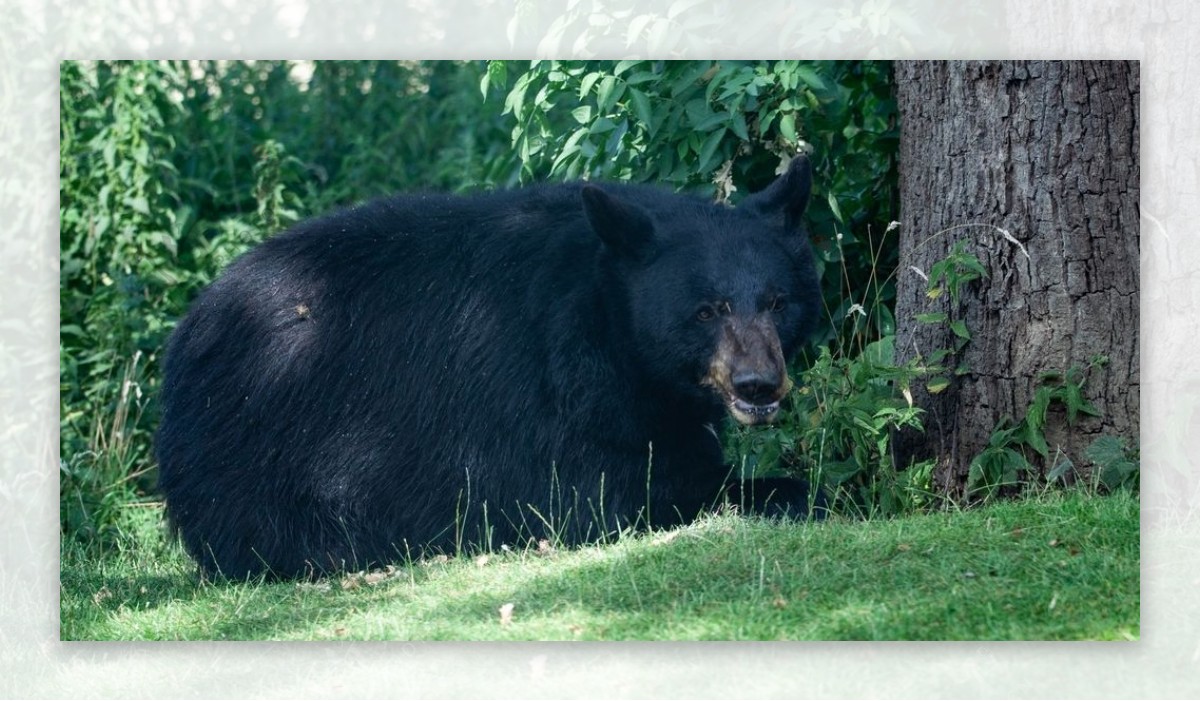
[651,531,682,546]
[92,587,112,606]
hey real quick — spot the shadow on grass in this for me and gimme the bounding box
[60,492,1140,641]
[405,494,1139,641]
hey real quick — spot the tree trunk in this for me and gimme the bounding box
[893,61,1139,496]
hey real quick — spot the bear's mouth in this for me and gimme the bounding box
[727,396,782,425]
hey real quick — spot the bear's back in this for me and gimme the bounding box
[156,182,686,576]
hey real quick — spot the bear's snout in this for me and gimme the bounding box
[732,369,784,405]
[703,314,792,425]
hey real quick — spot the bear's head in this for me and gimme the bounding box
[583,155,821,426]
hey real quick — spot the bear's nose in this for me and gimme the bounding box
[731,370,782,404]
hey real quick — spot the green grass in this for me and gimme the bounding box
[60,490,1139,641]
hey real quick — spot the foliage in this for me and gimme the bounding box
[60,61,192,546]
[487,59,899,348]
[728,339,932,518]
[964,351,1112,501]
[1083,435,1140,492]
[926,239,988,306]
[913,239,988,393]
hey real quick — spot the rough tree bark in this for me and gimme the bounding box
[893,61,1139,495]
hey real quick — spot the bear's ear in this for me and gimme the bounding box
[581,186,656,259]
[740,153,812,232]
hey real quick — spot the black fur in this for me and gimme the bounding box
[156,156,822,579]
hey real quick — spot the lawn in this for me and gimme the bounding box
[60,490,1139,641]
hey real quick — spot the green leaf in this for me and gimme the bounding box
[1101,459,1138,490]
[915,312,948,324]
[628,88,654,130]
[1026,385,1054,433]
[625,70,660,86]
[875,304,896,337]
[862,335,895,367]
[730,111,749,141]
[987,423,1020,448]
[1085,435,1128,467]
[926,348,951,366]
[1047,455,1075,483]
[571,105,593,124]
[613,60,641,76]
[926,377,951,394]
[604,119,629,155]
[669,62,713,97]
[503,72,534,116]
[552,128,588,169]
[827,192,844,224]
[966,456,987,491]
[588,117,617,135]
[949,319,971,340]
[1065,382,1101,424]
[596,75,619,112]
[125,196,150,216]
[795,65,827,91]
[779,113,797,143]
[697,128,726,174]
[1022,417,1049,458]
[579,72,602,99]
[684,98,710,125]
[694,110,728,132]
[481,60,507,98]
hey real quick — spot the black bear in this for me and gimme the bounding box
[156,155,822,579]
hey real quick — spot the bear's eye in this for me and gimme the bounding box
[696,305,717,322]
[768,296,788,313]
